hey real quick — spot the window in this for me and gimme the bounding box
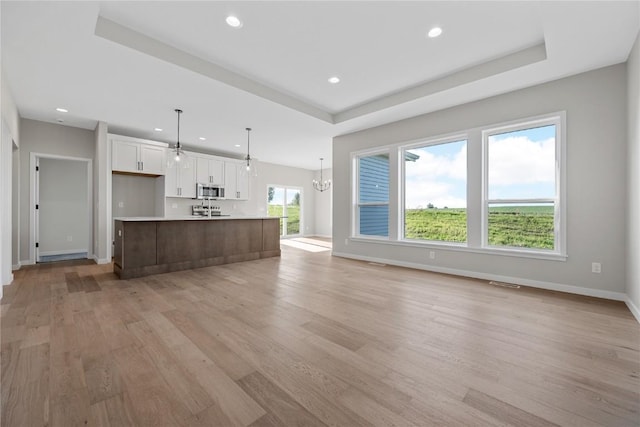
[351,112,565,259]
[484,117,562,252]
[355,152,389,237]
[403,139,467,243]
[267,186,302,237]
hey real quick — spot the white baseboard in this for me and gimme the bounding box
[92,254,111,265]
[39,249,88,256]
[12,262,21,271]
[332,251,628,303]
[625,296,640,323]
[311,234,332,239]
[19,259,35,266]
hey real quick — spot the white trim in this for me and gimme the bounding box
[350,236,567,261]
[332,251,626,302]
[39,249,88,256]
[482,112,566,255]
[266,184,304,238]
[92,254,111,265]
[19,259,35,266]
[108,133,168,148]
[12,263,20,271]
[30,153,94,264]
[625,297,640,323]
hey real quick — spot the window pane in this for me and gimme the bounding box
[404,140,467,242]
[359,205,389,236]
[488,203,555,250]
[359,154,389,203]
[286,189,301,235]
[268,186,284,235]
[488,125,556,200]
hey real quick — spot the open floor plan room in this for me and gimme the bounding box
[1,244,638,426]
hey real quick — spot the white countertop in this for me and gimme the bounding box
[114,215,276,221]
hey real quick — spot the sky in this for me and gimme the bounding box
[405,125,556,209]
[268,186,300,206]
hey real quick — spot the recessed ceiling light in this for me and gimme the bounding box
[154,128,163,132]
[199,137,206,141]
[226,15,242,28]
[234,144,241,147]
[328,76,340,84]
[428,27,443,38]
[56,107,68,113]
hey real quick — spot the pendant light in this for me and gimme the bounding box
[172,108,186,163]
[312,157,331,192]
[244,127,257,176]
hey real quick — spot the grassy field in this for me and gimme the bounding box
[405,205,555,249]
[268,204,300,235]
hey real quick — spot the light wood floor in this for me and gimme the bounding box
[2,243,638,426]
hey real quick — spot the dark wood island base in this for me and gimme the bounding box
[114,217,281,279]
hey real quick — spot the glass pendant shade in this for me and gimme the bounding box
[168,108,188,169]
[244,127,258,177]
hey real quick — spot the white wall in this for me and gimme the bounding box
[93,121,110,263]
[38,158,89,255]
[19,119,94,263]
[1,70,20,294]
[314,168,332,237]
[112,174,160,218]
[627,31,640,320]
[333,64,628,299]
[12,144,20,268]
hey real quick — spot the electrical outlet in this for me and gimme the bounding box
[171,203,178,209]
[591,262,602,274]
[118,201,124,208]
[66,235,72,242]
[429,251,436,260]
[344,238,349,245]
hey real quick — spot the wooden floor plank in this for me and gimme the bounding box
[237,371,326,427]
[1,243,638,426]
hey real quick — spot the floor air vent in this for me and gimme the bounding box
[489,280,520,289]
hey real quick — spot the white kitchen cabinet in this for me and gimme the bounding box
[224,161,249,200]
[112,138,166,175]
[165,157,196,198]
[196,156,225,185]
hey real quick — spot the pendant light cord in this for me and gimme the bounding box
[175,109,182,149]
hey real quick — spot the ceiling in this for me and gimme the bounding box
[2,1,638,170]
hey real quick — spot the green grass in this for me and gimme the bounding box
[405,206,555,249]
[268,204,300,235]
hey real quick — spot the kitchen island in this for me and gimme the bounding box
[113,216,280,279]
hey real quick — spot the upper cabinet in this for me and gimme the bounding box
[224,161,249,200]
[195,156,225,185]
[111,136,167,176]
[165,155,196,198]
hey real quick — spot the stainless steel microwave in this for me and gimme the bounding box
[195,183,225,199]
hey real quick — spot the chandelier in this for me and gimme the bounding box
[312,157,331,192]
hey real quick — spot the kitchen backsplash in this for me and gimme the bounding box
[164,197,252,217]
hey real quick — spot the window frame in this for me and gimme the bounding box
[352,148,391,240]
[481,112,566,256]
[349,111,567,261]
[400,134,469,244]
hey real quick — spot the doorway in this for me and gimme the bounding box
[267,186,302,237]
[30,154,92,263]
